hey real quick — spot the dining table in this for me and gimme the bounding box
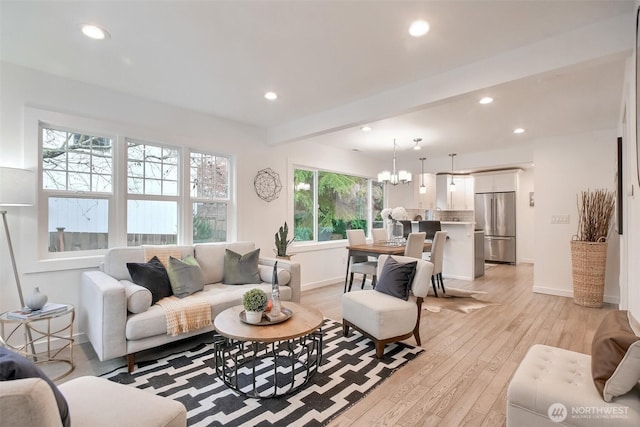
[344,241,433,292]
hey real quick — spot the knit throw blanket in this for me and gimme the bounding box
[156,296,212,336]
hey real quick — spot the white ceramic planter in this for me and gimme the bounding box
[245,310,263,324]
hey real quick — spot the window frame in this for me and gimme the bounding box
[27,108,234,270]
[292,165,378,245]
[38,122,117,260]
[125,137,181,247]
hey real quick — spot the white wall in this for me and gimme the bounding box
[533,129,620,303]
[0,62,385,320]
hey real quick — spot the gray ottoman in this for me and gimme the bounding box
[507,344,640,426]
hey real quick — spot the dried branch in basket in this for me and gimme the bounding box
[575,189,615,242]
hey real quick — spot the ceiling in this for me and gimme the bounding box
[1,1,636,168]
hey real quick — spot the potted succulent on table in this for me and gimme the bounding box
[242,288,268,324]
[570,188,615,308]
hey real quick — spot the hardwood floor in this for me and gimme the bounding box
[310,263,616,427]
[60,263,616,426]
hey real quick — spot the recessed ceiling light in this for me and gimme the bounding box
[514,128,525,134]
[82,24,110,40]
[479,97,493,104]
[409,20,430,37]
[264,91,278,101]
[361,126,372,132]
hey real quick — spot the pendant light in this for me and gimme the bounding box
[377,139,412,185]
[449,153,457,192]
[419,157,427,194]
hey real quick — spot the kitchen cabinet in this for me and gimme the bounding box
[473,171,518,193]
[436,174,474,209]
[412,173,437,210]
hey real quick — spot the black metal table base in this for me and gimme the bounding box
[214,330,323,398]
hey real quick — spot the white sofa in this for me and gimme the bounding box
[80,241,300,371]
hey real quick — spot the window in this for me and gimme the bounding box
[126,139,179,246]
[37,114,234,260]
[41,126,113,253]
[190,152,229,243]
[293,168,381,242]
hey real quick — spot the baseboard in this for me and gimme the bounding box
[442,274,473,281]
[302,277,343,291]
[532,286,620,305]
[518,258,535,264]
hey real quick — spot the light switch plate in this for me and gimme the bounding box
[551,215,570,224]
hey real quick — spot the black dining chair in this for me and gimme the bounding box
[399,220,412,238]
[418,220,441,241]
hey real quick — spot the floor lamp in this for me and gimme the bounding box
[0,167,35,354]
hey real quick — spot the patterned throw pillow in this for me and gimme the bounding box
[167,255,205,298]
[223,248,261,285]
[126,256,173,304]
[374,256,417,301]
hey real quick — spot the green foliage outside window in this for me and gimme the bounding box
[294,168,377,242]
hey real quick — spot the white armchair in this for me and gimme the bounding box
[342,255,434,358]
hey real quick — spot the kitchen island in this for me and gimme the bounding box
[440,221,479,281]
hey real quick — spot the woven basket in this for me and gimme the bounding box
[570,238,607,308]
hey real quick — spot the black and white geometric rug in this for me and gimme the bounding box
[102,319,423,426]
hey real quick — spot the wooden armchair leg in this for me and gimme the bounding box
[342,321,350,337]
[413,297,423,346]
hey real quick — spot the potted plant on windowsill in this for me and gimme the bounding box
[570,188,615,308]
[243,288,268,324]
[274,221,294,259]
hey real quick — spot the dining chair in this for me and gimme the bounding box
[428,231,447,297]
[371,228,387,244]
[418,220,441,241]
[399,220,413,238]
[346,229,378,291]
[404,232,426,259]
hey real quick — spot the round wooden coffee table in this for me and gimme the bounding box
[213,302,323,398]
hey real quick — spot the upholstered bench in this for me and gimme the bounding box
[507,344,640,426]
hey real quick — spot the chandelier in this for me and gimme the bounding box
[378,139,412,185]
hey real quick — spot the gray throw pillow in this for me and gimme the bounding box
[0,347,70,427]
[223,248,261,285]
[126,256,172,304]
[374,256,417,300]
[167,255,205,298]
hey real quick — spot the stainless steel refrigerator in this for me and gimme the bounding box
[475,191,516,264]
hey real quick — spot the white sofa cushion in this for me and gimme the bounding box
[342,290,417,340]
[194,242,255,284]
[125,283,293,340]
[120,280,152,314]
[258,265,291,285]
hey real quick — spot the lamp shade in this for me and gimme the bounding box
[0,167,35,206]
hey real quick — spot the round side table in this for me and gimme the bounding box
[0,304,75,380]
